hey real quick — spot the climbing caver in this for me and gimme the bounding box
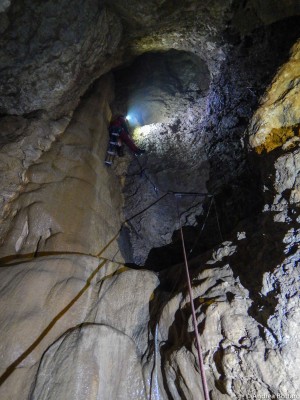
[104,115,145,166]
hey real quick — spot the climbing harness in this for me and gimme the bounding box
[105,125,158,195]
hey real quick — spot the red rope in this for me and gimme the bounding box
[177,201,210,400]
[179,225,210,399]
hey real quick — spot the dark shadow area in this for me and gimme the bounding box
[117,225,134,263]
[206,15,300,191]
[123,13,300,400]
[227,147,300,331]
[145,202,297,397]
[145,167,264,271]
[228,211,291,332]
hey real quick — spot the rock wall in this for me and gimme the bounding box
[112,49,211,266]
[0,255,159,400]
[14,36,300,400]
[144,37,300,399]
[0,74,123,261]
[0,75,131,398]
[0,1,300,400]
[0,0,122,117]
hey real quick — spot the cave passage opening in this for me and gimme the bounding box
[110,16,300,272]
[111,49,211,159]
[111,49,214,268]
[110,46,262,271]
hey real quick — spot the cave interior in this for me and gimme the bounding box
[0,1,300,399]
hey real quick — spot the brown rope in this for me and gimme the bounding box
[176,199,210,400]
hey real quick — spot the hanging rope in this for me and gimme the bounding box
[213,195,223,242]
[101,190,224,399]
[94,190,210,261]
[176,198,210,400]
[124,192,170,224]
[149,192,214,340]
[188,196,214,259]
[134,154,159,195]
[0,184,218,395]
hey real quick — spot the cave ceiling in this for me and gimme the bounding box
[1,2,300,398]
[0,0,300,267]
[1,0,299,118]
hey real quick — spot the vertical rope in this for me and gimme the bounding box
[176,199,210,400]
[188,196,214,259]
[134,154,159,195]
[212,196,223,242]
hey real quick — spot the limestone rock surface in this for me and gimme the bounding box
[0,113,70,218]
[5,0,292,119]
[31,325,146,400]
[0,75,123,261]
[0,0,122,117]
[113,49,210,265]
[127,27,300,398]
[150,235,300,398]
[249,40,300,153]
[0,1,300,400]
[0,254,105,399]
[0,0,231,118]
[113,17,300,266]
[0,254,159,400]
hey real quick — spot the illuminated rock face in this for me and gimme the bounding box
[113,17,300,267]
[112,50,211,266]
[0,1,300,400]
[0,256,159,400]
[249,40,300,154]
[114,50,210,125]
[0,76,123,261]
